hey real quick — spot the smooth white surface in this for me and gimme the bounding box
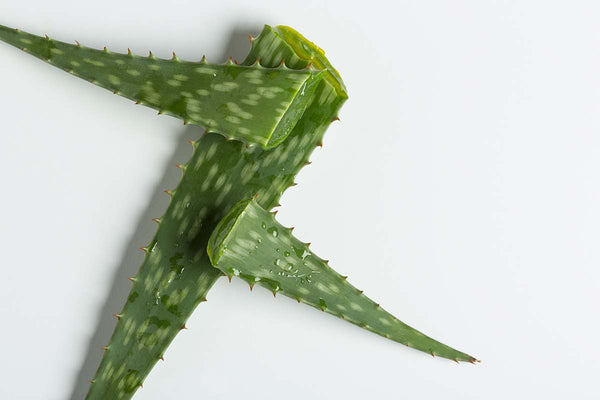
[1,1,599,399]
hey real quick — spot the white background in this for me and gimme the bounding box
[1,1,599,399]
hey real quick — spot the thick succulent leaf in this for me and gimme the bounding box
[0,24,323,148]
[208,198,478,363]
[85,25,347,399]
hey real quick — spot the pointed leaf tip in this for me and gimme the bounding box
[208,198,477,363]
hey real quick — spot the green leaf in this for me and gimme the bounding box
[208,198,478,363]
[85,24,347,399]
[0,24,323,148]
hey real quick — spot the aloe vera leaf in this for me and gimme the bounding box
[207,198,478,363]
[0,24,323,148]
[85,25,346,399]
